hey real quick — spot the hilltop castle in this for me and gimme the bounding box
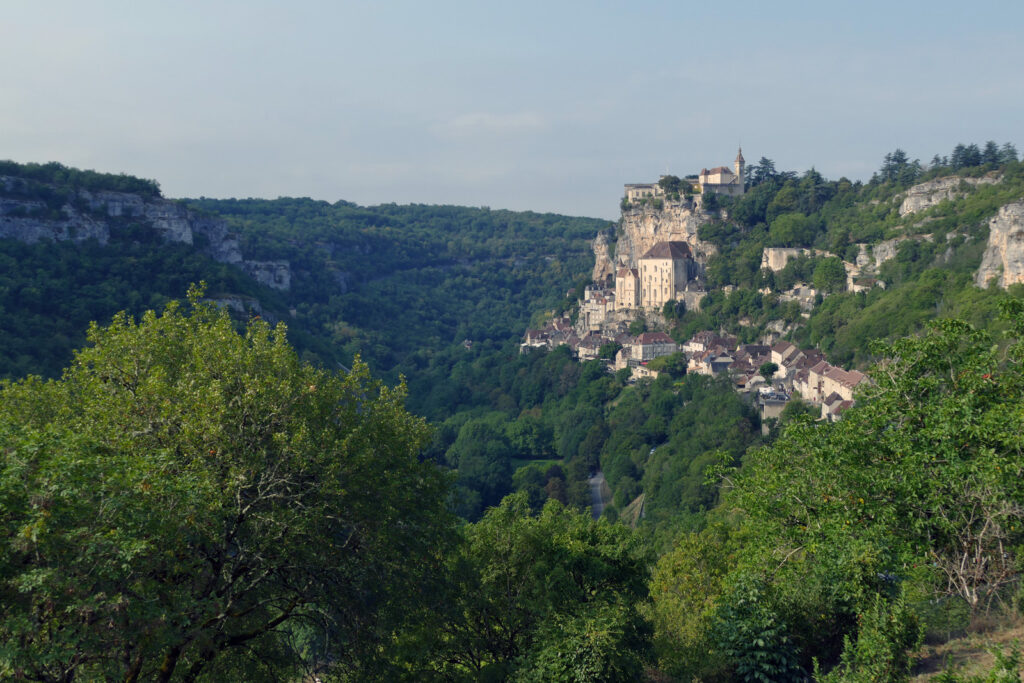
[698,147,745,196]
[623,148,746,203]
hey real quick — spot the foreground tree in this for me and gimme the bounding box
[0,287,453,681]
[711,307,1024,678]
[383,493,651,681]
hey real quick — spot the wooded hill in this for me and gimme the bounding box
[3,150,1024,680]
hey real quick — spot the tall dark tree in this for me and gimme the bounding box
[950,143,968,169]
[748,157,777,187]
[982,140,1001,165]
[1000,142,1019,164]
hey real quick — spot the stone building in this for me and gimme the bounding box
[638,241,697,308]
[624,183,663,203]
[615,267,640,309]
[697,148,745,196]
[631,331,678,362]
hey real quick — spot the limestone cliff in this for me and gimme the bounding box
[591,230,615,284]
[899,175,1000,217]
[615,199,716,269]
[976,201,1024,288]
[0,177,290,290]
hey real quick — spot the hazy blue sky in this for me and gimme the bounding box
[2,1,1021,218]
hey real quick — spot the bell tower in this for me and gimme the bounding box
[735,147,746,191]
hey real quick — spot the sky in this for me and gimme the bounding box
[1,1,1022,219]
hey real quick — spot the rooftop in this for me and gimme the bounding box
[639,241,693,260]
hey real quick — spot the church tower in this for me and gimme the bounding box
[734,147,745,187]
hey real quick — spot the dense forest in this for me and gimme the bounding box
[3,149,1024,680]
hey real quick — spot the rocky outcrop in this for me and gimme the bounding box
[899,175,1000,217]
[616,199,716,269]
[591,231,615,284]
[871,235,934,269]
[871,238,903,266]
[0,177,290,290]
[243,261,291,291]
[0,198,110,245]
[976,202,1024,288]
[760,247,838,272]
[762,248,808,272]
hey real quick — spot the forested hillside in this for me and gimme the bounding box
[184,197,603,413]
[0,162,605,393]
[4,152,1024,680]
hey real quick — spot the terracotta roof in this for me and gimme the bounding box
[792,352,823,370]
[809,360,831,375]
[639,240,693,260]
[824,367,868,389]
[635,332,675,345]
[702,166,733,176]
[772,341,797,355]
[616,267,639,278]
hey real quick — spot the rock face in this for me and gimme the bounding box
[591,230,615,284]
[0,197,110,244]
[243,261,291,290]
[762,248,808,272]
[0,177,290,290]
[616,199,716,269]
[899,175,999,217]
[976,201,1024,288]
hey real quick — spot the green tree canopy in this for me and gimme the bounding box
[385,492,651,681]
[714,310,1024,676]
[812,256,847,293]
[758,361,779,381]
[0,288,454,681]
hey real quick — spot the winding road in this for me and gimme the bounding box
[588,471,609,520]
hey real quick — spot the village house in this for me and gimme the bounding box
[689,345,735,376]
[821,393,855,421]
[770,341,801,377]
[576,332,604,361]
[615,267,640,309]
[631,331,677,362]
[792,360,868,404]
[821,365,869,402]
[758,389,791,435]
[631,364,661,381]
[579,285,616,330]
[519,317,576,354]
[682,331,737,356]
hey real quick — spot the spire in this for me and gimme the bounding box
[735,146,745,164]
